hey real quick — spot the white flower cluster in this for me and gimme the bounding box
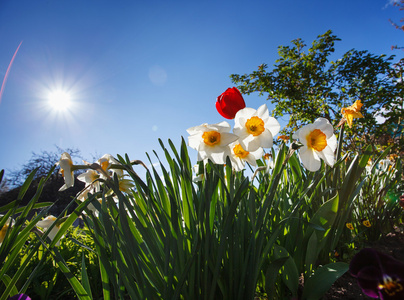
[56,153,134,212]
[187,104,337,173]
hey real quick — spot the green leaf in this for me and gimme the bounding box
[81,253,93,299]
[313,195,338,227]
[305,231,318,274]
[273,245,299,298]
[38,239,92,300]
[0,274,18,298]
[265,256,289,299]
[302,262,349,300]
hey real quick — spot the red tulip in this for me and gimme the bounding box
[216,87,246,119]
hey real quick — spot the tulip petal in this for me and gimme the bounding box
[216,101,233,119]
[216,87,246,119]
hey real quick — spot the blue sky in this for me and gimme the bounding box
[0,0,402,181]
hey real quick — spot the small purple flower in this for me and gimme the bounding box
[350,248,404,299]
[7,294,31,300]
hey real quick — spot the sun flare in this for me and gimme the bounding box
[48,90,71,111]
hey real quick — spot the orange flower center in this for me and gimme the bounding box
[307,129,327,152]
[100,160,110,171]
[246,116,265,136]
[202,131,221,146]
[378,276,403,296]
[233,144,249,159]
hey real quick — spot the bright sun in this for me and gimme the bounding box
[48,90,71,111]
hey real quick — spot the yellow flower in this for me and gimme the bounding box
[277,135,289,142]
[341,100,364,128]
[363,220,371,228]
[346,223,354,230]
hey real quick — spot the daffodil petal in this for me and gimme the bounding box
[313,118,334,138]
[37,216,57,228]
[266,117,281,136]
[255,104,269,119]
[299,147,321,172]
[220,132,239,146]
[188,134,203,150]
[239,134,261,152]
[234,107,257,124]
[258,129,274,149]
[187,123,208,135]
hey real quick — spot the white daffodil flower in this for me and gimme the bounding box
[0,217,13,244]
[78,169,99,185]
[97,154,123,178]
[187,121,239,165]
[78,169,101,191]
[118,176,135,194]
[292,117,337,172]
[192,164,204,182]
[76,182,101,201]
[37,215,63,246]
[228,142,263,172]
[263,153,275,172]
[87,199,103,215]
[233,104,280,152]
[57,152,74,191]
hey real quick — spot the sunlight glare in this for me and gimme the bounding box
[48,90,71,111]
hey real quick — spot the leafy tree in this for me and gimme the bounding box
[230,30,404,154]
[389,0,404,50]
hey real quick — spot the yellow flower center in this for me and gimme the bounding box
[202,131,221,146]
[307,129,327,152]
[378,276,403,296]
[233,144,249,159]
[245,116,265,136]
